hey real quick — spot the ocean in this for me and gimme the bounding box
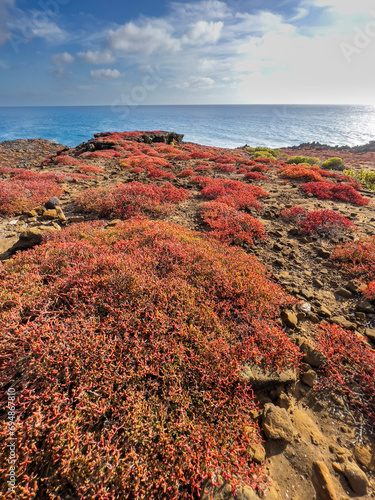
[0,105,375,149]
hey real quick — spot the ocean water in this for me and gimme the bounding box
[0,105,375,149]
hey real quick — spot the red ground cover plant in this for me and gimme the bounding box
[302,181,370,205]
[54,155,82,166]
[0,219,299,499]
[297,209,356,237]
[148,169,176,180]
[130,167,146,174]
[200,201,267,246]
[244,172,267,181]
[177,169,195,178]
[214,164,237,173]
[200,179,269,212]
[0,179,63,215]
[75,181,190,219]
[249,164,269,172]
[85,150,123,159]
[331,236,375,299]
[313,322,375,424]
[280,206,307,222]
[77,164,105,174]
[279,165,324,182]
[120,155,173,170]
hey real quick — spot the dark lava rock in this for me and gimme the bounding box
[45,197,60,209]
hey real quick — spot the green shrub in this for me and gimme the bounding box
[286,156,320,166]
[252,151,277,160]
[246,147,279,158]
[344,169,375,191]
[321,157,345,171]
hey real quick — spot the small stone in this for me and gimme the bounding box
[302,370,317,387]
[354,443,375,472]
[365,329,375,343]
[241,364,296,390]
[355,312,367,322]
[43,209,57,220]
[44,196,60,209]
[335,287,353,299]
[55,206,66,221]
[106,219,122,227]
[23,209,37,217]
[300,288,315,300]
[298,302,311,314]
[312,461,337,500]
[273,242,283,252]
[316,247,331,259]
[262,403,294,442]
[301,342,326,367]
[281,310,298,328]
[342,462,368,496]
[34,206,46,215]
[330,316,356,330]
[67,216,85,223]
[310,313,320,324]
[248,442,266,464]
[318,305,332,317]
[313,279,324,288]
[357,299,375,314]
[346,280,361,293]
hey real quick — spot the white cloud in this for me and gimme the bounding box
[182,21,223,45]
[310,0,375,16]
[171,0,231,20]
[174,76,215,89]
[77,50,115,64]
[234,11,295,36]
[107,22,180,54]
[90,68,121,80]
[51,52,74,66]
[288,7,309,22]
[0,0,14,45]
[9,11,68,44]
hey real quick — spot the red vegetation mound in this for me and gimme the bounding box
[200,201,267,245]
[302,181,370,206]
[201,179,269,212]
[0,220,299,499]
[75,181,190,219]
[297,209,356,237]
[331,236,375,299]
[313,323,375,423]
[0,179,63,215]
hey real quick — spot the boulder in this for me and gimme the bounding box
[241,364,297,390]
[312,461,337,500]
[300,342,326,367]
[262,403,294,442]
[44,196,60,209]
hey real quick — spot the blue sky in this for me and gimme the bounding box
[0,0,374,105]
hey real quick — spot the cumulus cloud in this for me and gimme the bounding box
[90,68,121,80]
[77,50,115,65]
[51,52,74,66]
[107,22,180,54]
[0,0,14,45]
[182,21,223,45]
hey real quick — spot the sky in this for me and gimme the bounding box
[0,0,374,105]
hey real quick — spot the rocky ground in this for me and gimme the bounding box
[1,134,375,499]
